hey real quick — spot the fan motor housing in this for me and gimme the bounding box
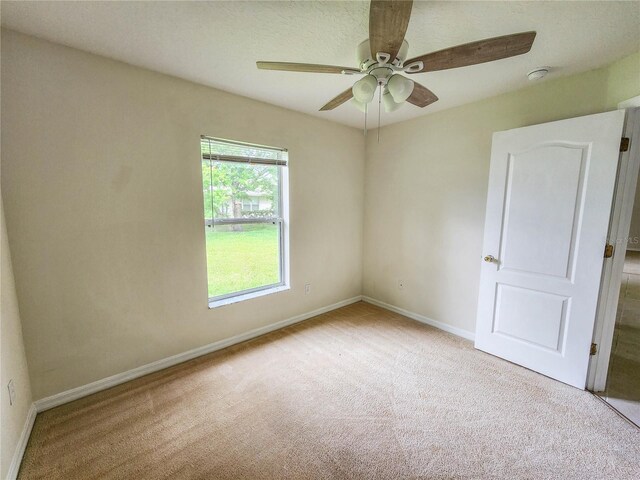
[357,39,409,70]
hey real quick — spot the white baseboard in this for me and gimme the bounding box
[362,296,475,341]
[34,296,363,412]
[6,403,37,480]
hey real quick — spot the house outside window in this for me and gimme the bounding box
[201,136,289,306]
[241,197,261,212]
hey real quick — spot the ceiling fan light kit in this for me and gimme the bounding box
[353,74,378,103]
[383,90,403,113]
[257,0,537,128]
[388,74,415,103]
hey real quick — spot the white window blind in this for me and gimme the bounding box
[200,136,288,166]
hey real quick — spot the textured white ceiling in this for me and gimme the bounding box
[2,1,639,128]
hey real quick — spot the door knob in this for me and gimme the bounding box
[484,255,497,263]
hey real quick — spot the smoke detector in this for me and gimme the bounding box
[527,67,549,81]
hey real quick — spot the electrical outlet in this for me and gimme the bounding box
[398,280,405,290]
[304,283,311,295]
[7,379,16,406]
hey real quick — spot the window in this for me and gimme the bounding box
[241,198,260,212]
[201,136,288,306]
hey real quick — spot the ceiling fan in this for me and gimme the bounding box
[257,0,536,114]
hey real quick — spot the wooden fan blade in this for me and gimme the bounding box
[320,88,354,111]
[257,61,360,75]
[405,31,536,73]
[369,0,413,61]
[406,82,438,108]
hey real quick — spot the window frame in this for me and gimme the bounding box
[201,136,289,307]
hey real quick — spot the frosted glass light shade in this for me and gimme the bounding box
[382,91,402,112]
[351,98,368,113]
[388,74,414,103]
[352,75,377,103]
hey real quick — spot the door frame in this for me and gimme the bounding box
[587,105,640,392]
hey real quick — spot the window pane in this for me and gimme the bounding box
[205,223,281,298]
[202,161,279,221]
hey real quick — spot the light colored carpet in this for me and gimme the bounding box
[19,302,640,479]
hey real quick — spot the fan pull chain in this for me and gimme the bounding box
[377,86,382,143]
[364,103,367,137]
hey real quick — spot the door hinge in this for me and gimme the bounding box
[604,244,614,258]
[620,137,630,152]
[590,343,598,356]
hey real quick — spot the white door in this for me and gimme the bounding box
[475,110,626,389]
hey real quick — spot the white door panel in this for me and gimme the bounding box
[475,110,625,389]
[500,144,586,279]
[493,284,568,351]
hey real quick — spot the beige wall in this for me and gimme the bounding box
[1,195,34,478]
[363,51,640,335]
[2,26,638,403]
[0,30,364,400]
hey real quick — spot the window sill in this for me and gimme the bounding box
[208,285,290,309]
